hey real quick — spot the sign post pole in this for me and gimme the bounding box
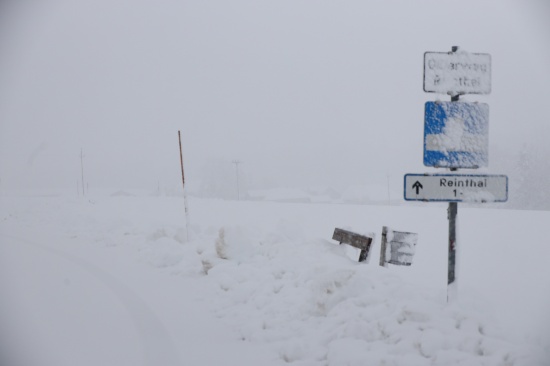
[415,45,500,302]
[448,198,458,296]
[447,46,460,301]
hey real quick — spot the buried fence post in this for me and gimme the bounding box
[358,248,368,262]
[379,226,388,267]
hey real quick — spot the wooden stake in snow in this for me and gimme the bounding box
[178,130,190,242]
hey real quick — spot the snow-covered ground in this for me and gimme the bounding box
[1,195,549,366]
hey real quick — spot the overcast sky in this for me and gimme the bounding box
[1,0,549,195]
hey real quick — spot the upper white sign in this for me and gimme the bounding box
[424,51,491,95]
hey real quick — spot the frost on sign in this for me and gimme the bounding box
[403,174,509,203]
[381,227,418,267]
[424,101,489,169]
[424,51,491,95]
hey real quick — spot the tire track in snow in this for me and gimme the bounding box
[2,234,183,366]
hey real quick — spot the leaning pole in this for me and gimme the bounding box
[178,130,190,242]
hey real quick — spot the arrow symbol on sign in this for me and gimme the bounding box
[412,181,423,194]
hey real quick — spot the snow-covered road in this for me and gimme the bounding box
[0,228,278,366]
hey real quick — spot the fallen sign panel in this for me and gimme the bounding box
[404,174,508,202]
[332,228,373,262]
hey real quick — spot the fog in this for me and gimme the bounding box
[1,0,549,205]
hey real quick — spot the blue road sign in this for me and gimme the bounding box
[424,102,489,168]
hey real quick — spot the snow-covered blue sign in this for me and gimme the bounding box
[424,101,489,168]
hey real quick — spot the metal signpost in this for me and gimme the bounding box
[408,46,507,302]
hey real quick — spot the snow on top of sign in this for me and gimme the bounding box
[341,226,376,240]
[384,229,418,265]
[426,116,487,153]
[461,190,498,203]
[448,110,486,165]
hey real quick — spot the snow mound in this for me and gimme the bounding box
[181,225,541,365]
[2,196,548,366]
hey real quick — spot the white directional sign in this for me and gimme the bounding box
[404,174,508,202]
[424,51,491,95]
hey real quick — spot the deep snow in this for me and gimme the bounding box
[1,195,549,365]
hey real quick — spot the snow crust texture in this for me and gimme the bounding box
[1,196,549,366]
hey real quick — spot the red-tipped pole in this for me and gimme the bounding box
[178,131,190,242]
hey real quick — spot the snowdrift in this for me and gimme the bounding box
[1,195,549,365]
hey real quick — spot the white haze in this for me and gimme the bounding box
[0,0,549,207]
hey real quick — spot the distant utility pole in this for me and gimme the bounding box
[387,174,391,205]
[232,160,242,200]
[80,148,85,196]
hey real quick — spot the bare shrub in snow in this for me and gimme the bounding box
[201,259,213,275]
